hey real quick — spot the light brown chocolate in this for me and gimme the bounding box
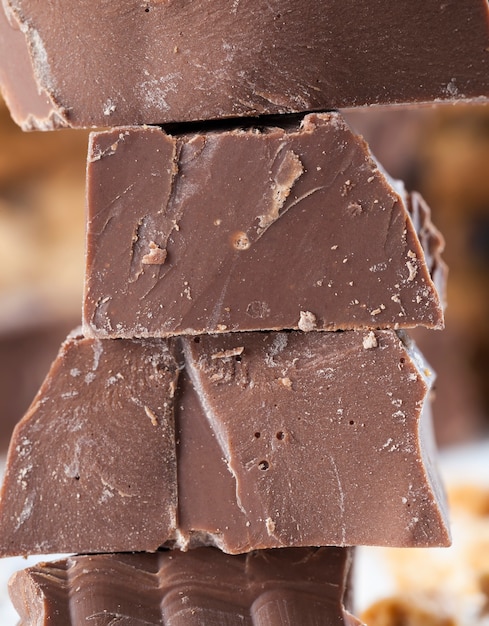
[8,548,362,626]
[83,113,445,339]
[0,329,450,556]
[1,1,488,130]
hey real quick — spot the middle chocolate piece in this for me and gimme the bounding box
[83,113,445,339]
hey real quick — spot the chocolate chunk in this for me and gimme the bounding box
[176,330,449,552]
[1,0,488,129]
[0,329,450,556]
[0,3,55,130]
[83,113,445,339]
[8,547,362,625]
[0,329,179,554]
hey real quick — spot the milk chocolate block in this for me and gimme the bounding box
[9,548,363,625]
[83,113,445,338]
[0,329,450,556]
[1,1,489,130]
[0,329,179,555]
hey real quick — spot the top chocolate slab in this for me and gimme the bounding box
[1,0,488,129]
[83,113,445,338]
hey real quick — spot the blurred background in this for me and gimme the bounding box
[0,98,488,451]
[0,97,88,448]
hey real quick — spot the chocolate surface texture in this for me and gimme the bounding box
[0,329,449,556]
[0,1,488,130]
[9,548,363,626]
[83,113,445,338]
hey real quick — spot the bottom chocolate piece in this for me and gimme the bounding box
[9,547,363,625]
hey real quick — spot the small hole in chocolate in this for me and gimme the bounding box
[254,432,261,438]
[74,475,80,481]
[258,460,269,471]
[235,355,242,362]
[193,337,200,343]
[232,231,250,250]
[400,357,405,364]
[349,420,355,426]
[276,431,285,440]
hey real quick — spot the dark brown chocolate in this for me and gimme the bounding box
[9,547,363,625]
[83,113,445,339]
[0,329,450,556]
[1,1,489,130]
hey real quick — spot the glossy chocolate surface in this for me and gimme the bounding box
[0,1,488,129]
[83,113,445,338]
[0,329,450,556]
[9,547,362,625]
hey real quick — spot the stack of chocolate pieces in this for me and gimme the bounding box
[1,1,488,624]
